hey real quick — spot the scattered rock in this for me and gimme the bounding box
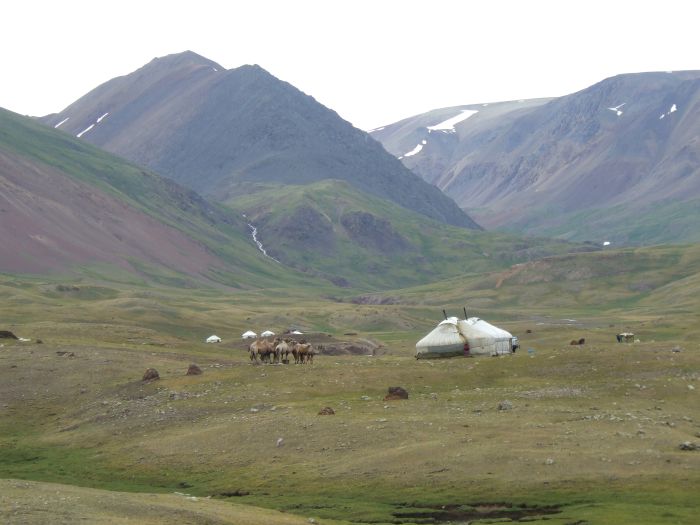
[545,458,555,465]
[0,330,18,339]
[186,363,203,375]
[56,351,75,357]
[36,339,43,344]
[384,386,408,400]
[672,346,682,353]
[142,368,160,381]
[498,400,514,411]
[276,437,284,447]
[219,490,249,497]
[360,396,371,401]
[318,407,335,415]
[679,441,698,451]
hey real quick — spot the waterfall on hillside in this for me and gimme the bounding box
[243,215,280,263]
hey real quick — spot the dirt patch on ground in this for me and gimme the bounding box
[394,502,563,522]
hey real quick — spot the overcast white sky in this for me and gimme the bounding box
[2,0,698,130]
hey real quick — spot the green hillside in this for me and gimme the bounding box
[226,180,592,290]
[0,108,317,289]
[492,197,700,245]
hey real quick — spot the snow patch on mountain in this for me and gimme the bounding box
[660,103,678,119]
[427,109,478,132]
[402,139,428,158]
[76,112,110,138]
[54,117,70,129]
[607,103,625,116]
[76,124,95,138]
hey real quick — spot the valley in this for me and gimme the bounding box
[1,47,699,525]
[1,242,699,524]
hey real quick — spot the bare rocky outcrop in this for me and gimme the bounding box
[316,338,381,356]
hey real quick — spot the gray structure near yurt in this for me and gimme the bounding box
[416,316,516,359]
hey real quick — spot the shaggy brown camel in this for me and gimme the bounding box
[249,338,275,363]
[275,338,292,363]
[294,342,313,364]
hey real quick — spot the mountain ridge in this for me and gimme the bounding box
[372,70,700,244]
[42,51,480,230]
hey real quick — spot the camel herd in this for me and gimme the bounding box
[249,337,315,364]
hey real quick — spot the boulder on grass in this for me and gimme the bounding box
[318,407,335,415]
[384,386,408,400]
[142,368,160,381]
[186,364,203,376]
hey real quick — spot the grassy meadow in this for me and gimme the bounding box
[1,244,699,524]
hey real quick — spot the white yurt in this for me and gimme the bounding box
[260,330,275,338]
[416,316,514,359]
[206,335,222,343]
[241,330,257,339]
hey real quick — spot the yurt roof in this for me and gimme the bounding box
[465,318,512,339]
[416,317,464,348]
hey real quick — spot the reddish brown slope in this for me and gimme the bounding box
[0,150,224,275]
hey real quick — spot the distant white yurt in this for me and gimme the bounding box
[260,330,275,338]
[241,330,257,339]
[206,335,222,343]
[416,316,514,359]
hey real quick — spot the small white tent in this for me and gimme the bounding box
[241,330,257,339]
[206,335,222,343]
[416,316,514,359]
[260,330,275,338]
